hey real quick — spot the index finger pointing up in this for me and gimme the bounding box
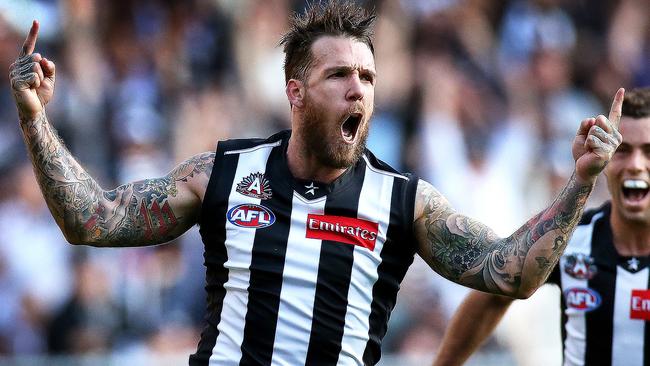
[609,88,625,130]
[19,20,39,57]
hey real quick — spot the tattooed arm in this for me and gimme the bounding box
[10,21,213,247]
[25,115,212,247]
[413,176,589,297]
[414,88,625,298]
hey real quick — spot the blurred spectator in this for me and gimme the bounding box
[46,256,123,354]
[0,16,26,180]
[0,163,73,354]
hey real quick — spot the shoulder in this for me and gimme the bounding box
[169,152,216,198]
[193,131,288,199]
[413,179,451,222]
[362,150,420,230]
[578,201,610,225]
[170,131,287,199]
[564,201,610,251]
[362,150,412,181]
[217,130,288,156]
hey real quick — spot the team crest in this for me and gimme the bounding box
[563,253,597,280]
[236,172,272,200]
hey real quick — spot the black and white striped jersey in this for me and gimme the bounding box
[548,203,650,366]
[190,130,420,366]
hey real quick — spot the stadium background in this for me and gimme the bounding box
[0,0,647,365]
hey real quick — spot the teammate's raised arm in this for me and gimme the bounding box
[414,88,625,298]
[9,21,213,247]
[433,291,514,366]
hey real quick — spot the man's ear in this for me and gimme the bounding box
[286,79,305,108]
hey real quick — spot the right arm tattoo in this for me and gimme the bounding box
[20,111,213,247]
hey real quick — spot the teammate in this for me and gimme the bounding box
[433,87,650,366]
[9,1,624,365]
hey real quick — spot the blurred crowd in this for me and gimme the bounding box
[0,0,648,364]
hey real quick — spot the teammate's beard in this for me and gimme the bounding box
[301,95,370,169]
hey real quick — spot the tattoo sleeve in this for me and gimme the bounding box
[414,175,592,297]
[20,111,214,247]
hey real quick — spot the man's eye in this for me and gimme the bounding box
[614,147,630,155]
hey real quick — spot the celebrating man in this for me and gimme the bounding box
[9,1,623,365]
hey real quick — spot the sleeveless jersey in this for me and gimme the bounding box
[548,203,650,366]
[190,130,420,365]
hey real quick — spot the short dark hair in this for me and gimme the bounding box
[622,87,650,119]
[279,0,376,83]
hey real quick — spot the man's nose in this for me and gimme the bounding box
[626,150,646,174]
[346,75,364,101]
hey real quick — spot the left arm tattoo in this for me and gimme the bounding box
[415,173,592,297]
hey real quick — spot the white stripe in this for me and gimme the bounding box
[209,145,275,365]
[362,154,408,181]
[611,267,648,366]
[270,194,326,366]
[561,212,602,366]
[224,140,282,155]
[339,167,394,365]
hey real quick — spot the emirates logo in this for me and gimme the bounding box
[305,214,379,250]
[631,290,650,320]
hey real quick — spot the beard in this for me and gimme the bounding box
[300,94,371,169]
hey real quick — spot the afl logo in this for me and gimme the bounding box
[227,204,276,228]
[564,287,601,312]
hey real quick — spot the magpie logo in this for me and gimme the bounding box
[563,253,597,280]
[236,172,272,200]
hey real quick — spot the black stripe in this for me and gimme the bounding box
[190,143,240,365]
[239,146,292,365]
[585,213,616,366]
[363,174,418,365]
[305,162,367,365]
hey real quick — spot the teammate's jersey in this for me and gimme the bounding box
[547,203,650,366]
[190,130,420,366]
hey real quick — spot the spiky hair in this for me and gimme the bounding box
[623,87,650,119]
[279,0,376,83]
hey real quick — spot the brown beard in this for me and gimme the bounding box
[301,94,370,169]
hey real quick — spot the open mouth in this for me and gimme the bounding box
[622,179,650,202]
[341,113,362,144]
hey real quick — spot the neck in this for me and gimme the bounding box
[286,135,347,184]
[610,208,650,256]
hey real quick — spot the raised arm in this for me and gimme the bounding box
[414,88,624,298]
[10,21,214,247]
[433,291,514,366]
